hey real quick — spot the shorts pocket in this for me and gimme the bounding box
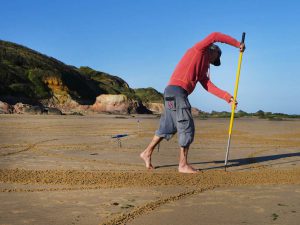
[177,98,191,122]
[165,96,176,111]
[176,98,194,135]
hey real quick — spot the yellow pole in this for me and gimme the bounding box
[224,32,246,170]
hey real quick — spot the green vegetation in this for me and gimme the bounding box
[195,109,300,119]
[252,110,300,119]
[0,40,163,104]
[134,87,163,103]
[210,110,231,118]
[0,40,100,103]
[79,66,139,100]
[27,69,51,98]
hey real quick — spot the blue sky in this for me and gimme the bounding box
[1,0,300,114]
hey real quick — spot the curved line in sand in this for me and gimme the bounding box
[0,139,59,157]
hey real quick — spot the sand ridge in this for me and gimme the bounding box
[1,168,299,189]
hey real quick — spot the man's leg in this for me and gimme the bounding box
[140,135,163,169]
[178,146,198,173]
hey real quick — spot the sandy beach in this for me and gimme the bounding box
[0,114,299,225]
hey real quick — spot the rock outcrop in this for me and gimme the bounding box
[42,94,84,114]
[0,97,203,116]
[90,94,151,114]
[44,107,63,115]
[143,103,203,116]
[0,101,62,115]
[144,103,164,114]
[91,94,130,114]
[0,101,13,114]
[13,103,43,114]
[191,107,202,117]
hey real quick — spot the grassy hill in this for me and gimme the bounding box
[134,87,163,103]
[78,66,138,100]
[0,40,98,103]
[0,40,163,105]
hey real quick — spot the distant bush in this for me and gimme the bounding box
[199,109,300,119]
[236,110,248,117]
[210,111,231,118]
[268,117,284,121]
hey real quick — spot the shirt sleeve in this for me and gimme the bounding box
[194,32,240,50]
[199,75,232,103]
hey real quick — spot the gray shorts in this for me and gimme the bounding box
[155,85,195,147]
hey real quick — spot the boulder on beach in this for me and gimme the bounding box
[13,103,43,114]
[144,102,164,114]
[91,94,133,114]
[0,101,13,114]
[90,94,151,114]
[44,107,63,115]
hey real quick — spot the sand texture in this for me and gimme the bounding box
[0,114,299,225]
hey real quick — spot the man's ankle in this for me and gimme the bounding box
[142,149,151,156]
[179,163,187,168]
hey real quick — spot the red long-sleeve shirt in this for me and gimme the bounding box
[168,32,240,102]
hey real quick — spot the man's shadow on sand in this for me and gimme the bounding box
[155,151,300,170]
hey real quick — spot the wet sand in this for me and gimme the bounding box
[0,114,299,224]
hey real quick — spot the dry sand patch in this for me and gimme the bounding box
[0,115,300,224]
[128,185,300,225]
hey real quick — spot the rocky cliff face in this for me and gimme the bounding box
[0,40,165,115]
[40,75,84,112]
[1,93,162,115]
[1,96,203,116]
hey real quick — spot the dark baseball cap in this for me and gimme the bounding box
[210,44,222,66]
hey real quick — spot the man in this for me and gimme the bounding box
[140,32,246,173]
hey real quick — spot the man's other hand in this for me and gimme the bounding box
[229,98,238,110]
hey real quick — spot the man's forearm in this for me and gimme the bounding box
[200,78,232,102]
[194,32,240,50]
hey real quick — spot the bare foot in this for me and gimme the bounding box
[140,151,154,170]
[178,164,198,174]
